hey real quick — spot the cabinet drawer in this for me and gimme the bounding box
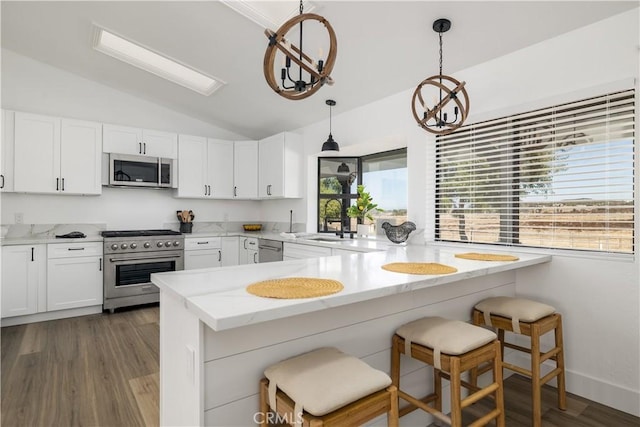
[48,242,102,259]
[185,237,222,250]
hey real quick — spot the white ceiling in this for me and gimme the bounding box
[2,1,637,140]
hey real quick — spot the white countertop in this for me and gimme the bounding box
[1,236,104,245]
[151,245,551,332]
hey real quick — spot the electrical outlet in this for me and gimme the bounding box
[14,213,24,224]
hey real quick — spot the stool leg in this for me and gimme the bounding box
[391,335,401,389]
[449,357,462,427]
[531,322,542,427]
[493,340,506,427]
[259,379,269,427]
[434,368,442,413]
[555,315,567,410]
[388,385,399,427]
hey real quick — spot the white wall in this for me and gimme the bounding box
[284,9,639,415]
[1,48,262,228]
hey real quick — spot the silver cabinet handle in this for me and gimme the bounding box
[99,257,102,271]
[243,239,247,250]
[139,142,143,154]
[204,184,208,196]
[234,186,237,197]
[67,247,85,251]
[31,247,34,262]
[253,252,258,263]
[1,174,4,189]
[258,245,281,252]
[56,177,60,191]
[196,241,209,245]
[61,178,65,191]
[143,143,146,155]
[218,250,222,262]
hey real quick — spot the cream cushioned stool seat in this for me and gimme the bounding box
[472,296,566,427]
[259,347,399,426]
[391,316,505,427]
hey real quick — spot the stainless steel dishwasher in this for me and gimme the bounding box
[258,239,283,263]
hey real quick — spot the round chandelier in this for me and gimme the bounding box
[411,18,470,135]
[263,0,337,101]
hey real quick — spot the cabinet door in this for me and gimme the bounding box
[184,250,222,270]
[177,135,208,198]
[143,129,178,159]
[47,256,103,311]
[233,140,258,199]
[258,133,284,197]
[1,245,46,318]
[221,237,239,266]
[207,139,234,199]
[60,119,102,195]
[103,124,142,155]
[14,112,61,193]
[1,110,15,192]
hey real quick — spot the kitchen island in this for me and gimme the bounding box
[151,245,550,426]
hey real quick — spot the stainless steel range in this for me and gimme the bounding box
[101,229,184,313]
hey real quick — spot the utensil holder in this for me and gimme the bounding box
[180,222,193,233]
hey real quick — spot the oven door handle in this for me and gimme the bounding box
[109,255,182,263]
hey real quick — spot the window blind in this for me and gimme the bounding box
[435,89,635,254]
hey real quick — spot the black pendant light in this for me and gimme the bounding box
[321,99,339,151]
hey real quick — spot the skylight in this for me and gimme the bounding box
[92,26,225,96]
[221,0,315,29]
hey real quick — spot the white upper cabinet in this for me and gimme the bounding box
[177,136,235,199]
[13,112,102,195]
[258,132,303,198]
[60,119,102,195]
[177,135,208,198]
[103,124,177,159]
[233,140,258,199]
[207,139,235,199]
[1,110,15,192]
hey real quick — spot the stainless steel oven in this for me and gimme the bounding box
[102,230,183,312]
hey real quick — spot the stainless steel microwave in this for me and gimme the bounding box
[109,153,173,188]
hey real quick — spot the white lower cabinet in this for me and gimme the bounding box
[221,237,239,266]
[1,245,46,318]
[47,242,103,311]
[283,243,332,260]
[184,237,222,270]
[239,237,258,264]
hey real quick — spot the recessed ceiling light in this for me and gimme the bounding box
[221,0,316,29]
[92,26,225,96]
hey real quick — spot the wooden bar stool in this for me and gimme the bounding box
[259,347,399,427]
[390,316,505,427]
[472,296,566,427]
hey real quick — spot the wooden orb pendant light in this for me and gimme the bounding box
[263,1,337,100]
[411,18,470,135]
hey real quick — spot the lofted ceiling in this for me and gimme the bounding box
[1,1,637,140]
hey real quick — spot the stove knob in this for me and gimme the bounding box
[144,242,151,248]
[130,243,137,249]
[110,244,118,251]
[120,243,128,250]
[173,241,181,247]
[165,241,172,247]
[157,242,164,248]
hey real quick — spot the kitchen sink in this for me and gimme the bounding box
[303,236,344,243]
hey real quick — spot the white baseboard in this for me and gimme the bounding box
[507,352,640,417]
[1,305,103,327]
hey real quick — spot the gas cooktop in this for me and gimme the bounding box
[101,229,182,238]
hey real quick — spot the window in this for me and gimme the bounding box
[318,157,361,234]
[435,89,635,254]
[318,149,408,234]
[361,148,408,228]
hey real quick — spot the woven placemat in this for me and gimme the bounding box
[246,277,344,299]
[381,262,458,275]
[455,253,520,262]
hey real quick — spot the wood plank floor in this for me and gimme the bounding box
[2,305,638,426]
